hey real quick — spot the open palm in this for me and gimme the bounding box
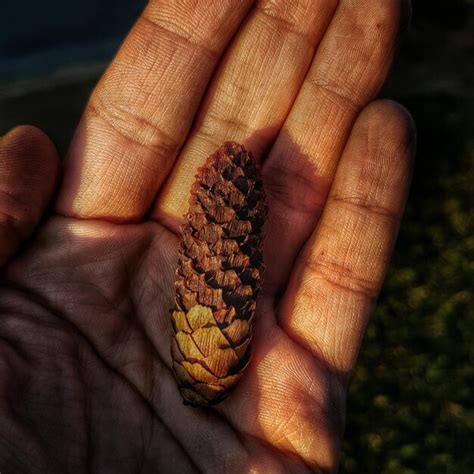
[0,1,415,472]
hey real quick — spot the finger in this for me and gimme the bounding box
[56,0,254,222]
[0,126,60,265]
[152,0,339,227]
[262,0,412,295]
[278,100,415,379]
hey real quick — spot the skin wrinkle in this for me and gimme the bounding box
[139,15,221,63]
[76,345,94,474]
[9,224,155,373]
[0,289,198,473]
[199,404,254,469]
[255,6,316,46]
[77,273,167,402]
[306,77,361,112]
[280,355,341,445]
[146,0,248,51]
[129,233,178,369]
[220,325,341,468]
[206,395,297,474]
[149,373,253,473]
[248,423,329,474]
[244,433,319,474]
[0,433,45,473]
[89,98,180,157]
[66,134,128,217]
[0,187,30,213]
[96,98,172,151]
[331,194,401,225]
[277,310,351,384]
[305,253,382,301]
[0,210,24,242]
[199,111,258,144]
[214,360,333,474]
[1,315,82,472]
[5,221,262,472]
[119,253,159,401]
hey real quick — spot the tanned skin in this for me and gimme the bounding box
[0,1,414,472]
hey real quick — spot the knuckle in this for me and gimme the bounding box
[144,0,237,58]
[332,195,399,226]
[307,253,379,300]
[88,98,179,159]
[307,75,361,111]
[140,12,219,61]
[258,0,334,36]
[202,109,256,139]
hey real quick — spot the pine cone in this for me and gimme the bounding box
[170,141,266,407]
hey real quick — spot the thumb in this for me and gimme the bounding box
[0,126,60,265]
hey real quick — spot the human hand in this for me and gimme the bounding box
[0,1,415,472]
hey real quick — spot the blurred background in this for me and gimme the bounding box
[1,0,472,472]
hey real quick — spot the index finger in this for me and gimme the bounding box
[56,0,254,222]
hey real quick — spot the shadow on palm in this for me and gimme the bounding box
[3,135,343,471]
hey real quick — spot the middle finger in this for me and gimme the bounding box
[153,0,339,227]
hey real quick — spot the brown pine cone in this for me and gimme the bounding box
[170,141,266,407]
